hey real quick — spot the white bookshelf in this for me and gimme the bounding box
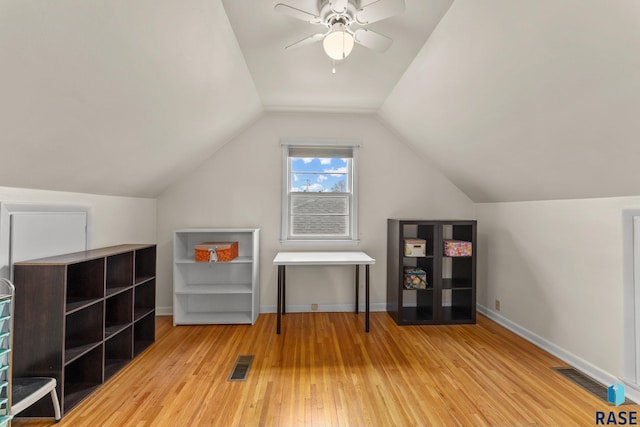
[173,228,260,325]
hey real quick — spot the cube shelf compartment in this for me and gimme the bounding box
[63,345,103,411]
[133,314,154,356]
[64,302,103,365]
[105,289,133,338]
[106,252,133,294]
[387,219,476,325]
[134,280,155,321]
[134,246,156,284]
[104,326,133,380]
[13,244,156,418]
[66,259,104,313]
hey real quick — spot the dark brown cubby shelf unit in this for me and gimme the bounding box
[387,219,476,325]
[12,244,156,418]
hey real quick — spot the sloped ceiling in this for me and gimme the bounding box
[0,0,261,197]
[2,0,639,202]
[380,0,640,202]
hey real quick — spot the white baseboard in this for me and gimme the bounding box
[477,305,640,404]
[259,303,387,314]
[156,306,173,316]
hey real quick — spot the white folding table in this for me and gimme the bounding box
[273,251,376,334]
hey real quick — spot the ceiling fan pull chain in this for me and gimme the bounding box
[332,59,336,74]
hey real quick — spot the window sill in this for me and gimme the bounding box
[280,239,360,248]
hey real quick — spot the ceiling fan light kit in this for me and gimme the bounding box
[275,0,405,68]
[323,22,354,60]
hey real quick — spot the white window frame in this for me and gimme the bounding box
[281,139,359,245]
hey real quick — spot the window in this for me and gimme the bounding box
[281,141,359,243]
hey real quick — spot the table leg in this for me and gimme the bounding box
[282,265,286,315]
[277,265,282,334]
[355,265,359,314]
[366,264,370,333]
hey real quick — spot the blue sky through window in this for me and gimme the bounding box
[290,157,349,192]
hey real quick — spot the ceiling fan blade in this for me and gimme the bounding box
[285,32,325,50]
[329,0,348,13]
[274,3,322,24]
[354,28,393,52]
[356,0,405,25]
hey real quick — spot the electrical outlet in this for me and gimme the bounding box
[311,303,318,311]
[495,299,501,311]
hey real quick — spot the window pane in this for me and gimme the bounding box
[290,157,350,193]
[290,195,349,237]
[291,215,349,237]
[291,195,349,215]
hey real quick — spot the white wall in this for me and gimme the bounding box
[156,112,475,313]
[0,186,156,247]
[477,196,640,381]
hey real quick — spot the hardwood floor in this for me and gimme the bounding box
[12,313,637,426]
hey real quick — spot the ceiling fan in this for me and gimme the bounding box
[274,0,405,63]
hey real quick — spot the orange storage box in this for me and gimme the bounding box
[194,241,238,262]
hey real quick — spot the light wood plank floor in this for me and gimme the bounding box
[12,313,638,426]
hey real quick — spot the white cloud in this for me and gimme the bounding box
[324,166,348,176]
[293,174,298,182]
[302,158,314,163]
[317,175,327,182]
[320,158,331,165]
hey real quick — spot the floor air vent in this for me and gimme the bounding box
[228,355,254,382]
[553,367,633,405]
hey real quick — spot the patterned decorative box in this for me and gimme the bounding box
[443,240,472,257]
[404,239,426,257]
[403,267,428,289]
[195,241,238,262]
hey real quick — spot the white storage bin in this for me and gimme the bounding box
[404,239,426,257]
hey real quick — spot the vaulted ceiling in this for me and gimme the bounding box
[1,0,639,202]
[222,0,453,112]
